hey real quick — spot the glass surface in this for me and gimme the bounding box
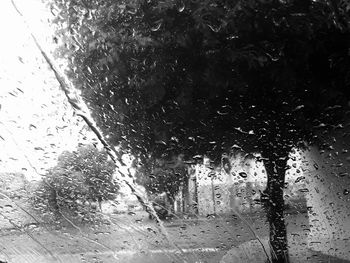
[0,0,350,262]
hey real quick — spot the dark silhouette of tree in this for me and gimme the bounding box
[50,0,350,261]
[135,154,188,206]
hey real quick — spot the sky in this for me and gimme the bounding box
[0,0,97,180]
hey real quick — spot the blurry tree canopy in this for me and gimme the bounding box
[135,154,188,204]
[33,144,117,220]
[50,0,350,165]
[49,0,350,260]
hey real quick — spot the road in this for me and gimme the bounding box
[0,210,312,263]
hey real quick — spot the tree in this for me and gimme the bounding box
[49,0,350,261]
[135,154,188,206]
[33,144,118,221]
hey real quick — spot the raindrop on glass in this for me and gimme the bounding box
[239,172,247,178]
[151,20,162,32]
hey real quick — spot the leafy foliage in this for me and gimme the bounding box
[33,144,118,220]
[135,155,188,202]
[50,0,350,160]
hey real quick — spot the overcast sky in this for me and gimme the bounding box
[0,0,96,180]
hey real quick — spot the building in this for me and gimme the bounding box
[174,151,308,216]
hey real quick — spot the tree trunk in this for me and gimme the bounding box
[166,194,175,214]
[98,196,102,212]
[263,153,289,263]
[49,189,61,220]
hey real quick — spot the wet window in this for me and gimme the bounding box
[1,0,350,262]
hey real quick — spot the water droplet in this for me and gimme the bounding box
[208,172,215,177]
[146,227,156,234]
[295,176,305,183]
[127,8,137,15]
[178,1,185,12]
[18,56,24,63]
[151,20,162,32]
[207,23,221,33]
[339,172,348,177]
[239,172,247,178]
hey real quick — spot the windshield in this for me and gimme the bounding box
[1,0,350,263]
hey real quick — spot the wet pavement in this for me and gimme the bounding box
[0,211,329,263]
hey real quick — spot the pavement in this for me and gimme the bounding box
[0,210,349,262]
[220,235,350,263]
[0,211,265,262]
